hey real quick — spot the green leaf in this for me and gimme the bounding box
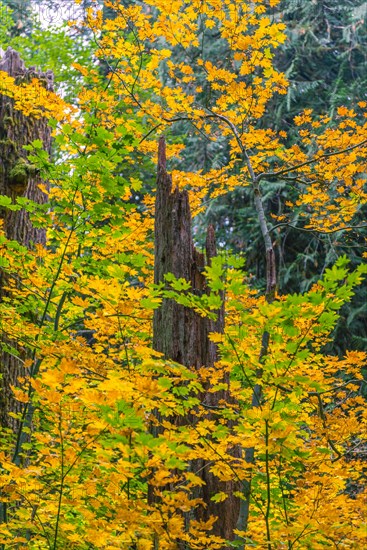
[0,195,20,211]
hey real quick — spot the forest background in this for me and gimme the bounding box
[0,0,366,549]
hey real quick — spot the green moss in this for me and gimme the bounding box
[0,138,17,148]
[8,158,36,186]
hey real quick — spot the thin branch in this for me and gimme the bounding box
[269,222,367,234]
[256,138,367,182]
[310,391,343,462]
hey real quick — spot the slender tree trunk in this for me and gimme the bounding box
[152,137,240,546]
[0,47,53,433]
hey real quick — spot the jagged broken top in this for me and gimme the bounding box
[0,46,54,92]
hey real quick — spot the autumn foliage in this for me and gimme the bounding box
[0,1,366,549]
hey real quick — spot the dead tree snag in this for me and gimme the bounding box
[153,136,240,545]
[0,47,53,433]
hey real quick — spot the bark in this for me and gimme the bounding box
[152,137,240,545]
[0,47,53,433]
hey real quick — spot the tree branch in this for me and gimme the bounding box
[256,139,367,182]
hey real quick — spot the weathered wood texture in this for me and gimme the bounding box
[0,47,53,432]
[0,47,53,244]
[153,137,240,544]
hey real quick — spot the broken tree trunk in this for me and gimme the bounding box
[0,47,53,433]
[153,137,240,545]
